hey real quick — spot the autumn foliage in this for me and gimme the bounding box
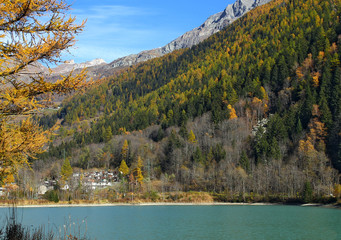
[0,0,86,185]
[17,0,341,202]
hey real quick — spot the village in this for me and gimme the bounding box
[0,170,120,199]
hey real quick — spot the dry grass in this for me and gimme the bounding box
[165,192,214,203]
[0,191,214,206]
[0,199,50,206]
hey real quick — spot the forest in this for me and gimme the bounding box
[29,0,341,203]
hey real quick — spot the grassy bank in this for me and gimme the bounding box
[1,191,340,208]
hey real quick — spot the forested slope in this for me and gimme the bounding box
[39,0,341,201]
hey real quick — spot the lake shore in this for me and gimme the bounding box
[0,202,275,208]
[0,201,339,208]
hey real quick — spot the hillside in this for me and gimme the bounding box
[37,0,341,202]
[97,0,271,73]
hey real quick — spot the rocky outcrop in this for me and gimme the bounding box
[108,49,163,69]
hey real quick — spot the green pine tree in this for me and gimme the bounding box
[239,150,250,173]
[104,126,113,142]
[192,147,204,164]
[319,91,332,129]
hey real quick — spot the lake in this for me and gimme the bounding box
[0,205,340,240]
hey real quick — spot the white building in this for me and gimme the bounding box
[38,185,48,195]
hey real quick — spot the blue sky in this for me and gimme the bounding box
[64,0,233,63]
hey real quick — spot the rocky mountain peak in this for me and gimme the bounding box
[52,58,106,74]
[47,0,272,77]
[104,0,271,71]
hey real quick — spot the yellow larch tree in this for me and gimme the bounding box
[121,139,129,160]
[0,0,87,184]
[119,160,130,177]
[298,105,328,175]
[60,157,73,183]
[259,86,269,102]
[227,104,238,120]
[312,72,320,88]
[135,156,144,185]
[188,130,197,143]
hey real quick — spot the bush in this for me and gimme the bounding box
[211,193,228,202]
[43,190,59,203]
[149,191,160,202]
[143,191,160,202]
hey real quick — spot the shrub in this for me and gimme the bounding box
[43,190,59,203]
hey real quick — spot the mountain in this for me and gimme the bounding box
[38,0,341,202]
[104,0,271,69]
[52,58,106,74]
[161,0,271,52]
[0,61,49,89]
[50,0,271,78]
[2,58,106,87]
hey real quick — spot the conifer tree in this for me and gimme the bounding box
[278,55,289,87]
[260,86,269,102]
[319,92,332,129]
[239,150,250,173]
[121,140,129,161]
[268,137,281,160]
[192,147,204,164]
[296,118,303,135]
[136,156,144,185]
[188,130,197,143]
[104,126,113,142]
[0,0,86,184]
[179,124,188,139]
[227,104,238,119]
[61,157,73,182]
[226,82,238,104]
[119,160,129,176]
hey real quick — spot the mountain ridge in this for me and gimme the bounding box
[51,58,106,74]
[45,0,271,78]
[97,0,271,73]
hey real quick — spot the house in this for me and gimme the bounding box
[38,185,48,195]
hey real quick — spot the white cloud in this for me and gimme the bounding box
[66,4,160,63]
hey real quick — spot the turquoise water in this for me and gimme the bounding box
[0,205,340,240]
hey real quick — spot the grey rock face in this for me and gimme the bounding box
[106,0,271,70]
[108,49,163,69]
[162,0,271,52]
